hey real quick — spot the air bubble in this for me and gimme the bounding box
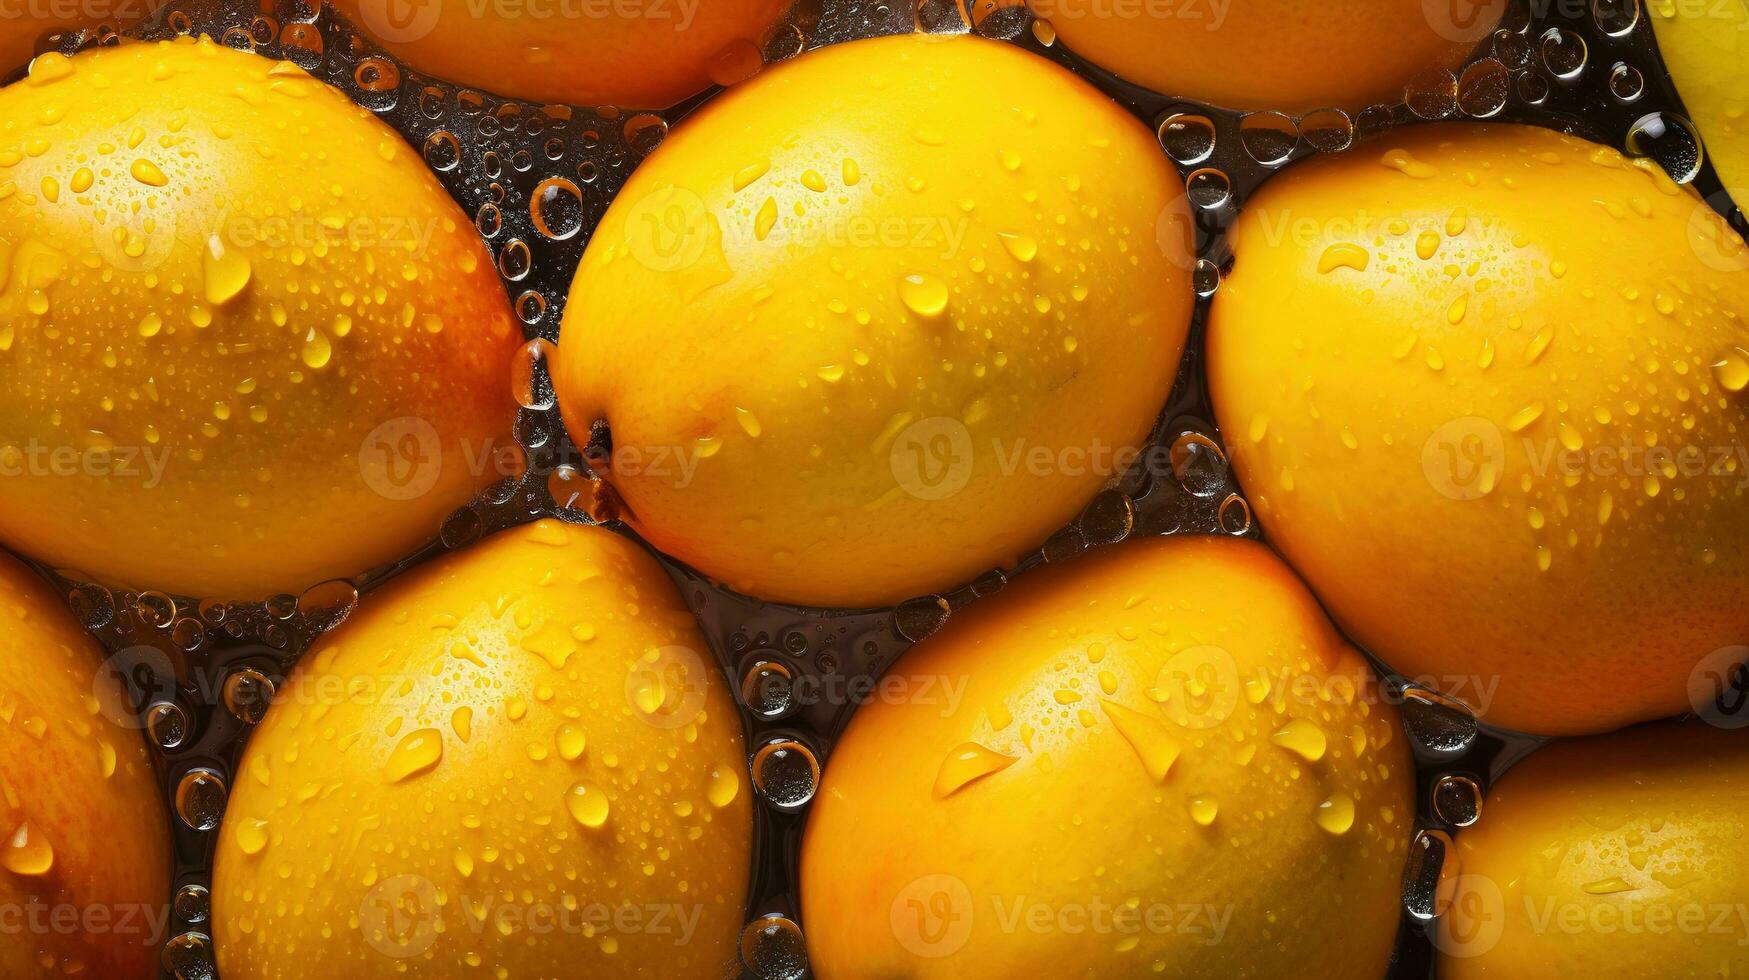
[136,591,176,628]
[1626,112,1704,183]
[297,579,358,632]
[1608,62,1644,103]
[1239,112,1298,166]
[751,738,819,809]
[1402,828,1459,920]
[174,770,227,831]
[1540,28,1588,80]
[1299,108,1353,153]
[174,883,210,924]
[516,290,549,325]
[223,668,276,725]
[147,702,190,750]
[422,130,461,172]
[476,202,502,238]
[740,914,808,980]
[512,338,558,410]
[440,507,484,549]
[894,594,951,642]
[1217,493,1251,534]
[1516,71,1551,105]
[1432,773,1483,827]
[531,177,585,240]
[1401,686,1478,753]
[1405,69,1458,120]
[1158,113,1216,166]
[1193,259,1221,299]
[498,238,533,281]
[68,582,115,629]
[1170,432,1228,497]
[1593,0,1640,36]
[1457,59,1510,118]
[741,660,796,720]
[1184,168,1231,210]
[170,618,206,652]
[624,114,669,155]
[1079,490,1134,546]
[161,931,215,980]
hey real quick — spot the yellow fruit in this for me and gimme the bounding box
[801,535,1412,978]
[0,551,168,978]
[1033,0,1492,112]
[1650,0,1749,213]
[0,39,521,599]
[327,0,793,108]
[1440,722,1749,977]
[553,33,1194,608]
[212,519,752,978]
[1208,123,1749,737]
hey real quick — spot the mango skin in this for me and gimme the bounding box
[801,535,1412,979]
[1033,0,1491,112]
[1208,123,1749,737]
[0,39,521,599]
[1441,722,1749,978]
[328,0,793,108]
[554,32,1194,609]
[1650,0,1748,214]
[0,550,169,979]
[212,519,752,979]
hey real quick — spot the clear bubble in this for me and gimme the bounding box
[174,770,227,831]
[751,739,819,809]
[1432,773,1483,827]
[894,595,951,642]
[223,668,276,725]
[740,914,808,980]
[1158,113,1217,166]
[147,701,190,751]
[1402,827,1458,920]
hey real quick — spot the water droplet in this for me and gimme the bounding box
[202,234,251,306]
[565,781,610,829]
[1158,113,1216,165]
[1,820,54,876]
[1102,701,1180,782]
[1432,773,1483,827]
[1271,718,1328,762]
[1189,796,1219,826]
[740,914,808,980]
[384,728,443,783]
[1403,828,1458,919]
[934,741,1019,797]
[898,273,949,318]
[1314,793,1356,835]
[222,668,275,724]
[234,817,270,856]
[175,770,227,831]
[531,177,584,241]
[752,739,819,809]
